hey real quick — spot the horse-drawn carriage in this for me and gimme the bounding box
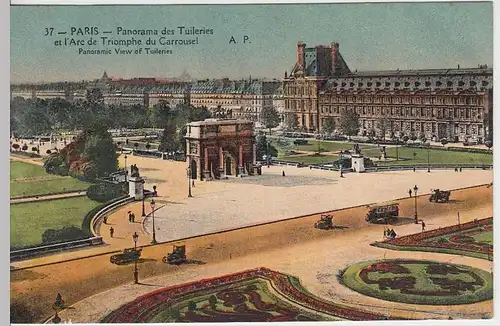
[429,189,451,203]
[110,248,142,265]
[314,214,333,230]
[365,203,399,224]
[163,245,187,265]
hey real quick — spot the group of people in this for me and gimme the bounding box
[384,228,397,239]
[454,166,463,172]
[128,211,136,223]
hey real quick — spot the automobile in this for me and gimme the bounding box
[293,139,308,145]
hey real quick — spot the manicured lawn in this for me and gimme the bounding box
[10,160,91,198]
[279,154,338,165]
[372,147,493,165]
[341,259,493,305]
[10,161,50,179]
[10,196,101,249]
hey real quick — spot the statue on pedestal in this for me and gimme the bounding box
[130,164,140,178]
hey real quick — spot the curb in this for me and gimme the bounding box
[11,183,490,271]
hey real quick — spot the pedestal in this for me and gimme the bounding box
[128,177,145,200]
[351,155,365,173]
[203,170,212,180]
[218,167,225,179]
[238,166,245,176]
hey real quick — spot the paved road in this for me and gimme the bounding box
[10,191,87,204]
[10,185,493,323]
[143,167,492,242]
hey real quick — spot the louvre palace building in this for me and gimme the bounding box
[283,41,493,142]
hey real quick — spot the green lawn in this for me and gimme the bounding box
[10,161,50,179]
[10,161,91,198]
[341,260,493,305]
[371,147,493,166]
[10,196,101,249]
[279,154,339,165]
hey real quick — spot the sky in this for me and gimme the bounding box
[10,2,493,83]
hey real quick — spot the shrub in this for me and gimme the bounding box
[44,153,64,174]
[21,144,28,151]
[208,295,217,309]
[31,146,38,153]
[41,226,88,245]
[187,301,197,311]
[12,143,20,151]
[437,237,448,243]
[46,149,52,154]
[87,182,128,203]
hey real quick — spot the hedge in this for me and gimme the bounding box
[81,195,129,236]
[87,182,128,202]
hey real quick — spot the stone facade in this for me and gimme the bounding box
[284,41,493,142]
[185,119,256,181]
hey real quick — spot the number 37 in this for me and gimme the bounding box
[44,28,54,36]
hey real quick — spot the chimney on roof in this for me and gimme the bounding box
[331,42,340,76]
[296,41,306,73]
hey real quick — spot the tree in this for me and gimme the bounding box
[260,107,280,135]
[12,144,20,151]
[255,134,277,160]
[339,110,360,140]
[420,136,427,144]
[31,146,38,153]
[322,117,336,135]
[82,132,118,177]
[149,100,173,128]
[376,118,390,140]
[485,140,493,150]
[145,143,151,150]
[158,119,178,152]
[21,144,28,152]
[440,138,449,147]
[284,113,299,131]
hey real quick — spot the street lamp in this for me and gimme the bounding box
[413,185,419,224]
[150,199,157,245]
[339,150,344,178]
[427,146,430,173]
[124,155,128,182]
[187,165,193,197]
[133,232,139,284]
[141,179,146,217]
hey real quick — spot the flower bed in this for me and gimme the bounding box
[372,217,493,260]
[341,259,493,305]
[101,267,406,323]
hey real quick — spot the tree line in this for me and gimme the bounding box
[10,88,212,139]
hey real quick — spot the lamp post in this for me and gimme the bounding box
[133,232,139,284]
[150,199,157,245]
[187,165,193,197]
[124,155,128,182]
[141,179,146,217]
[413,185,419,224]
[427,146,430,173]
[339,151,344,178]
[396,137,399,161]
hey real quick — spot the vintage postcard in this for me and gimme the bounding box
[9,1,494,324]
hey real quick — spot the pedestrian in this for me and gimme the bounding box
[110,227,114,238]
[103,216,108,224]
[192,179,195,188]
[413,166,416,172]
[454,166,458,172]
[408,189,412,197]
[459,166,462,172]
[282,170,286,177]
[421,220,426,232]
[128,211,132,222]
[131,213,135,223]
